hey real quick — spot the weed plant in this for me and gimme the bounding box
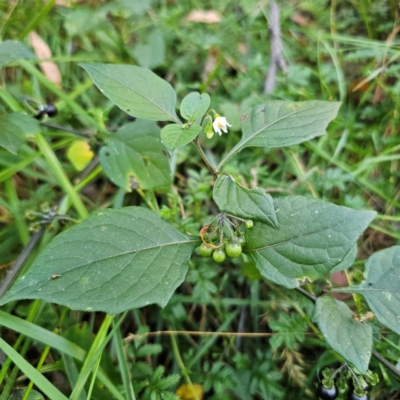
[0,1,399,400]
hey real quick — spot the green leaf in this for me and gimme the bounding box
[0,207,200,314]
[330,244,357,274]
[269,313,307,350]
[219,101,341,168]
[244,196,376,288]
[180,92,211,121]
[314,296,372,373]
[333,246,400,335]
[132,28,165,69]
[0,111,26,154]
[100,119,171,191]
[160,123,202,150]
[213,174,278,228]
[0,40,35,66]
[80,63,180,123]
[7,112,40,135]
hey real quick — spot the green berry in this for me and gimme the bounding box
[245,220,254,229]
[199,244,214,257]
[225,243,242,258]
[213,248,226,263]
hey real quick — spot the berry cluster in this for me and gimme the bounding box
[199,213,253,263]
[317,365,375,400]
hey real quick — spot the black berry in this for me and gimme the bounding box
[317,383,338,400]
[45,104,58,117]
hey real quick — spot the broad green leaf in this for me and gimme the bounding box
[0,111,26,154]
[132,28,165,69]
[314,296,372,373]
[100,119,171,191]
[213,174,278,228]
[244,196,376,288]
[7,112,40,135]
[334,246,400,335]
[330,244,357,274]
[180,92,211,121]
[80,63,180,123]
[219,101,341,168]
[0,40,35,66]
[0,207,200,314]
[160,123,202,150]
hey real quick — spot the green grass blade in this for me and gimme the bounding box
[0,310,85,360]
[0,338,69,400]
[113,320,136,400]
[35,133,89,219]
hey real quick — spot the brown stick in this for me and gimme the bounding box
[264,2,287,94]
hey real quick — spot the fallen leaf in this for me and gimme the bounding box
[29,31,62,88]
[185,10,221,24]
[290,13,312,27]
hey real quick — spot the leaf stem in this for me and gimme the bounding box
[193,137,217,178]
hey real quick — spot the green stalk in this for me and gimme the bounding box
[0,300,42,399]
[19,0,56,41]
[70,313,127,400]
[35,133,89,219]
[4,178,30,245]
[169,332,200,400]
[113,321,136,400]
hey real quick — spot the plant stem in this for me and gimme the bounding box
[193,138,217,178]
[169,331,200,400]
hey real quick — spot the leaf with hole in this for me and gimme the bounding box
[244,196,376,288]
[100,119,171,191]
[213,174,278,228]
[0,207,200,314]
[80,63,180,123]
[333,246,400,335]
[314,296,372,373]
[160,123,202,150]
[180,92,211,121]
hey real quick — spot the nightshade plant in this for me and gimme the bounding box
[1,54,400,396]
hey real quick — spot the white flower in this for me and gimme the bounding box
[212,116,232,136]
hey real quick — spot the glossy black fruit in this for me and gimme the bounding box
[348,392,368,400]
[317,383,338,400]
[45,104,58,117]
